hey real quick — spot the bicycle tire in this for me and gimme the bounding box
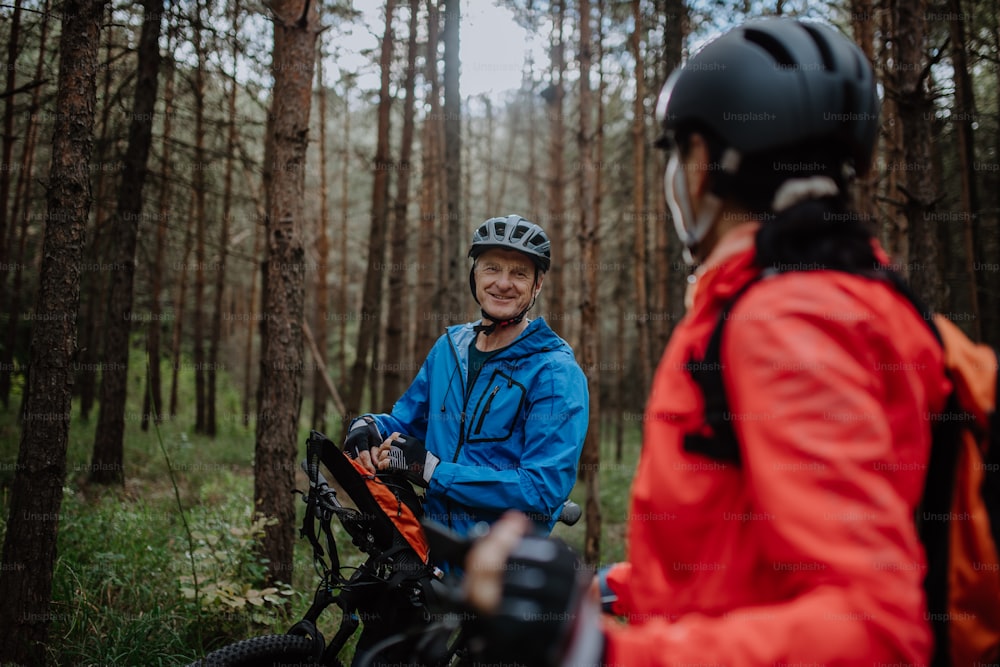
[189,634,336,667]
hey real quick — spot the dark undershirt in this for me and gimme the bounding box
[467,336,509,389]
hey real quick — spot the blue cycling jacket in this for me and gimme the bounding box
[367,317,589,536]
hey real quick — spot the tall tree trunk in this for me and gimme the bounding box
[254,0,319,584]
[878,5,907,262]
[382,0,419,409]
[947,0,981,339]
[312,44,330,430]
[658,0,684,351]
[891,0,943,309]
[0,1,104,662]
[76,15,116,421]
[243,189,265,426]
[1,0,51,408]
[346,0,395,418]
[208,0,242,437]
[577,0,601,566]
[337,78,353,384]
[91,0,163,485]
[192,2,208,434]
[629,0,651,396]
[0,0,23,402]
[544,0,566,336]
[143,23,175,430]
[415,0,441,360]
[169,187,196,418]
[850,0,876,224]
[0,0,22,270]
[441,0,462,325]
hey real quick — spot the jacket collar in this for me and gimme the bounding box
[684,222,761,314]
[447,317,557,361]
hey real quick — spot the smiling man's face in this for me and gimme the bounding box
[473,248,542,322]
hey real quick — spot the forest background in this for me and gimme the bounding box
[0,0,998,664]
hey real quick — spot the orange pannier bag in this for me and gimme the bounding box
[922,316,1000,667]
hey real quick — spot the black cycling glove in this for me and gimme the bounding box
[468,534,604,667]
[380,434,439,487]
[343,415,382,460]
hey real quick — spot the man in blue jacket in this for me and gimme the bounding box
[344,214,589,536]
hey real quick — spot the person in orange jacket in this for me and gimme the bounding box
[458,17,953,667]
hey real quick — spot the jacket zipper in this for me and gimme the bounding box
[474,385,501,435]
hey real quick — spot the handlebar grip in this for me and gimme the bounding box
[558,500,582,526]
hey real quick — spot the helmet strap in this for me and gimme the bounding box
[472,282,540,337]
[666,148,740,264]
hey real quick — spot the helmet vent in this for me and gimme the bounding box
[800,23,836,71]
[742,28,797,68]
[511,225,527,242]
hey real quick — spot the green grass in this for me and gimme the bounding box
[0,346,643,665]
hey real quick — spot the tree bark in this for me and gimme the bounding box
[850,0,876,225]
[0,1,105,662]
[312,41,330,431]
[947,0,981,339]
[441,0,462,325]
[142,21,175,430]
[415,0,441,361]
[76,15,115,422]
[577,0,602,566]
[346,0,395,419]
[0,0,22,270]
[0,0,51,409]
[254,0,319,584]
[208,0,242,436]
[658,0,684,352]
[192,1,208,434]
[337,76,353,384]
[544,0,566,335]
[629,0,651,396]
[91,0,163,485]
[891,0,944,309]
[382,0,419,409]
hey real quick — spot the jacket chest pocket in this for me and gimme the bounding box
[466,370,527,443]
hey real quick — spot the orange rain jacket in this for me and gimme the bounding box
[603,224,953,667]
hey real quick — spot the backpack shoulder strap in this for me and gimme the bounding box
[683,276,766,465]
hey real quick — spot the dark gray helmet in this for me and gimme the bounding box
[656,18,879,176]
[469,215,551,272]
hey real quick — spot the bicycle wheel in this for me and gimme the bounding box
[189,634,335,667]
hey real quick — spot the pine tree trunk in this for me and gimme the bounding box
[0,2,105,661]
[254,0,319,584]
[658,0,684,352]
[144,21,175,430]
[346,0,395,418]
[415,0,441,360]
[577,0,602,566]
[892,0,943,309]
[850,0,876,224]
[77,17,115,422]
[337,80,352,385]
[243,193,265,426]
[192,3,208,434]
[1,0,51,409]
[947,0,981,338]
[169,188,195,418]
[0,0,22,269]
[544,0,566,335]
[208,0,242,437]
[629,0,651,396]
[441,0,462,325]
[312,44,330,431]
[382,0,419,409]
[91,0,163,485]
